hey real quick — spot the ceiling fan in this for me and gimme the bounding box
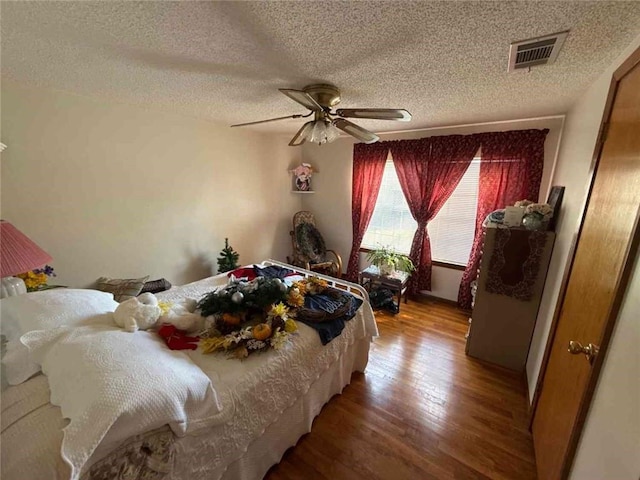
[231,84,412,146]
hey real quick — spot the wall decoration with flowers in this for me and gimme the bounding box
[290,163,316,193]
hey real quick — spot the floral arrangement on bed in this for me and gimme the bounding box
[198,276,329,358]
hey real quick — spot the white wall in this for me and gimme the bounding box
[301,117,564,301]
[527,34,640,399]
[521,34,640,479]
[1,80,302,287]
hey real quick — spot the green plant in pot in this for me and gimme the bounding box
[366,246,416,276]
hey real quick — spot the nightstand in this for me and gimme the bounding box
[359,266,410,313]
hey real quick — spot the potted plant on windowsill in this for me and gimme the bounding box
[366,246,416,277]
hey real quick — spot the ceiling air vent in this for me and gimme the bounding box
[508,31,569,72]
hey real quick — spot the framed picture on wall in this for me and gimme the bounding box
[546,186,565,231]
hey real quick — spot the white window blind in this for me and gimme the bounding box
[362,158,480,266]
[428,160,479,265]
[361,160,417,254]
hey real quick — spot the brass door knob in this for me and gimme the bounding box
[568,341,599,364]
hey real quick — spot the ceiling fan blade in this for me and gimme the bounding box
[289,121,314,146]
[333,118,379,144]
[231,114,304,128]
[336,108,412,121]
[279,89,324,111]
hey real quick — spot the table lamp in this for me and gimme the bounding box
[0,220,52,298]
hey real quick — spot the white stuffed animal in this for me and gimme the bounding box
[158,298,204,333]
[113,293,162,333]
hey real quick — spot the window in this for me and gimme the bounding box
[362,157,480,266]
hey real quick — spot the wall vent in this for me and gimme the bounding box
[508,31,569,72]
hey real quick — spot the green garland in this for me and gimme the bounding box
[197,277,288,317]
[198,276,330,357]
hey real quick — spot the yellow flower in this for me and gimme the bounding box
[286,290,304,307]
[18,271,47,290]
[284,319,298,333]
[268,302,289,319]
[305,277,328,295]
[158,301,173,316]
[291,281,307,296]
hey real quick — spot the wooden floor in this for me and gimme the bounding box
[265,298,537,480]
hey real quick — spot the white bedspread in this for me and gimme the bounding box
[2,268,378,480]
[155,273,378,479]
[21,325,224,480]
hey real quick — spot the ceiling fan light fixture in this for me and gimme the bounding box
[308,119,340,145]
[324,122,341,143]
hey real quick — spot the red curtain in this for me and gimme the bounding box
[458,129,549,309]
[390,135,481,292]
[345,142,390,281]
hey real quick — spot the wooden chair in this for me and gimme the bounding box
[287,211,343,278]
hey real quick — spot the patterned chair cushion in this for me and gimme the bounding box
[295,223,327,263]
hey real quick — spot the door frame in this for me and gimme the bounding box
[529,46,640,478]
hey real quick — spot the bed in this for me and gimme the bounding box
[1,260,378,480]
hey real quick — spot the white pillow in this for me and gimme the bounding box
[1,289,118,386]
[1,289,118,341]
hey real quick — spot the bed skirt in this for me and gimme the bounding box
[213,335,370,480]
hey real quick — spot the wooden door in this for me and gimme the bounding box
[531,56,640,479]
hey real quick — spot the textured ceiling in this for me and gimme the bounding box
[2,1,640,135]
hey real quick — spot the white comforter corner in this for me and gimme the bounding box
[21,325,226,480]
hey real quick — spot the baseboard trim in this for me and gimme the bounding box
[411,292,465,310]
[523,368,535,429]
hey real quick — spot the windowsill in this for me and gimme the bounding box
[358,247,466,271]
[431,260,466,271]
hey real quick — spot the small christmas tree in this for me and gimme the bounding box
[217,238,240,273]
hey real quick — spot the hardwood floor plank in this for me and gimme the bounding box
[265,300,536,480]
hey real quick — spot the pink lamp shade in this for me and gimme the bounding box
[0,220,52,277]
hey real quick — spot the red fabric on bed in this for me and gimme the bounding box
[158,324,199,350]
